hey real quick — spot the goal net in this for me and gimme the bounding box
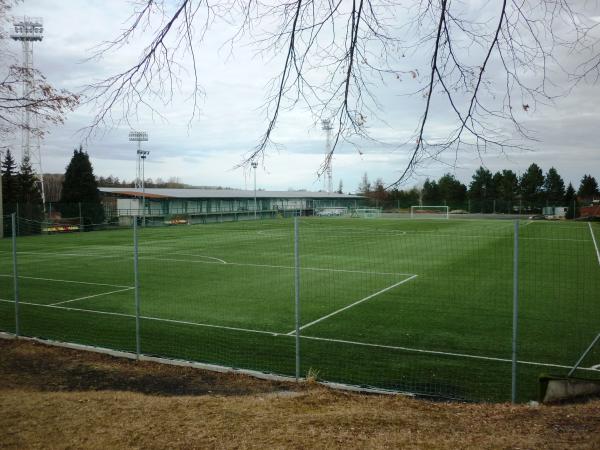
[410,205,449,219]
[352,208,382,218]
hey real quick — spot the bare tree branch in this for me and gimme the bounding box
[83,0,600,186]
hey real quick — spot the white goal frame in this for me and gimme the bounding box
[410,205,449,219]
[352,208,382,218]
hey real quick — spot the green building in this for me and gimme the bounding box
[99,187,363,225]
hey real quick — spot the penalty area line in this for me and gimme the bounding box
[0,274,132,289]
[286,274,418,335]
[48,287,135,306]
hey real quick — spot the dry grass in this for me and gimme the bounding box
[1,338,599,449]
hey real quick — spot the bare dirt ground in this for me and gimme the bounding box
[1,338,599,449]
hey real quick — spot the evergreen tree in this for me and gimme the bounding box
[59,146,105,226]
[543,167,565,205]
[391,187,420,209]
[2,150,19,235]
[437,173,467,209]
[422,178,441,205]
[468,167,494,212]
[519,163,545,205]
[494,170,519,201]
[577,174,599,201]
[564,183,577,219]
[2,149,18,209]
[493,170,519,212]
[337,180,343,194]
[17,156,44,233]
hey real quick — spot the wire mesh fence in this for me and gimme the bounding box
[1,212,599,402]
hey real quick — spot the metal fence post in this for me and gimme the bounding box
[294,216,301,381]
[512,220,519,403]
[133,216,141,359]
[11,213,20,336]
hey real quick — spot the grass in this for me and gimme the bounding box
[1,216,599,402]
[2,339,600,449]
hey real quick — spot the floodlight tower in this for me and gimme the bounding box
[129,131,149,225]
[321,119,333,193]
[0,150,4,239]
[11,17,46,205]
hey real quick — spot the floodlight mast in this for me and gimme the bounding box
[129,131,149,225]
[321,119,333,193]
[11,17,46,208]
[251,161,258,220]
[0,150,4,239]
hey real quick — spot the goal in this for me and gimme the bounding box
[352,208,382,218]
[410,205,449,219]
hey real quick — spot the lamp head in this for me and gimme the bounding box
[129,131,148,142]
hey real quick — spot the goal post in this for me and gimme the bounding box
[351,208,382,218]
[410,205,449,219]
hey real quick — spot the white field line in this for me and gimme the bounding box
[144,254,227,264]
[6,250,413,277]
[157,256,416,277]
[14,251,122,260]
[165,259,415,277]
[0,274,132,289]
[297,335,600,372]
[256,230,288,238]
[48,287,135,306]
[0,298,596,373]
[588,222,600,266]
[286,274,419,335]
[0,299,280,337]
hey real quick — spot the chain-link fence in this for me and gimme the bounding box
[366,197,582,217]
[1,212,599,402]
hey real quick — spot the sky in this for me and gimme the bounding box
[6,0,600,193]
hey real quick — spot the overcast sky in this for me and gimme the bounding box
[7,0,600,192]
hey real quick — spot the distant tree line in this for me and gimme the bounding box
[359,164,599,217]
[97,175,190,189]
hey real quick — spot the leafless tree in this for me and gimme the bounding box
[86,0,600,186]
[0,1,79,151]
[43,173,64,202]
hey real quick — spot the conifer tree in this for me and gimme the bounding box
[1,149,18,211]
[543,167,565,205]
[17,156,44,233]
[422,178,441,205]
[564,183,577,219]
[519,163,545,205]
[577,175,599,201]
[437,174,467,209]
[59,146,105,226]
[468,167,494,212]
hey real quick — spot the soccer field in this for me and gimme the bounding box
[1,217,599,401]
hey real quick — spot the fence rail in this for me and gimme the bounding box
[1,212,599,402]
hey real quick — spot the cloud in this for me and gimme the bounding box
[7,0,600,193]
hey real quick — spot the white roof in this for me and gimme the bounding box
[99,187,362,199]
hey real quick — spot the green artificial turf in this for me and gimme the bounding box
[1,217,599,402]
